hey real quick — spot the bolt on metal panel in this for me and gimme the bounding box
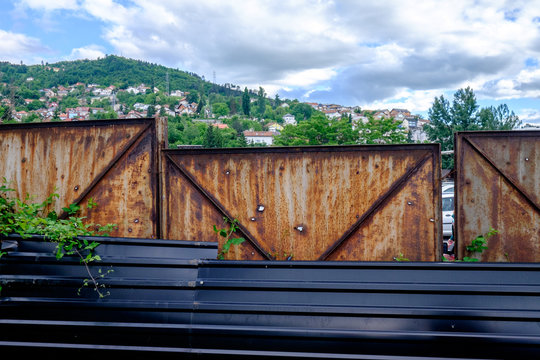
[162,144,441,261]
[455,131,540,262]
[0,119,165,239]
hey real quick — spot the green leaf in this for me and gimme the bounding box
[230,237,245,245]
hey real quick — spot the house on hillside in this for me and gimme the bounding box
[390,108,411,119]
[323,110,341,119]
[243,131,275,145]
[134,103,149,112]
[125,110,145,119]
[43,89,55,98]
[212,123,229,130]
[13,111,28,122]
[406,117,429,142]
[267,122,284,133]
[283,113,296,125]
[374,109,390,119]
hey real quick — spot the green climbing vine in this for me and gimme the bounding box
[214,217,245,260]
[0,178,116,297]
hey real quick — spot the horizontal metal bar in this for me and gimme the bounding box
[163,143,440,156]
[0,118,157,131]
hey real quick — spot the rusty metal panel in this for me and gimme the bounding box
[455,131,540,262]
[0,118,166,239]
[162,144,441,261]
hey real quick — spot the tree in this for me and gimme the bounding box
[242,87,250,116]
[23,113,40,123]
[203,125,223,148]
[257,86,266,119]
[273,93,281,109]
[237,132,248,147]
[274,113,358,146]
[477,104,521,130]
[356,116,408,144]
[147,105,155,117]
[196,97,205,114]
[424,87,521,168]
[212,102,229,117]
[290,102,313,122]
[0,105,12,123]
[228,97,238,114]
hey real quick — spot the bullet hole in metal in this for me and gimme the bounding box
[74,185,79,191]
[525,157,529,161]
[251,252,255,255]
[295,226,304,232]
[134,219,139,223]
[21,157,26,163]
[429,218,435,222]
[407,201,413,205]
[257,205,265,212]
[225,170,230,175]
[251,217,256,221]
[356,215,360,219]
[128,228,133,232]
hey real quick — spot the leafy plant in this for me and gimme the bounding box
[462,227,498,262]
[394,252,410,262]
[214,217,245,260]
[0,178,116,297]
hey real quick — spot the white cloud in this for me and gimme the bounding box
[9,0,540,107]
[67,45,106,60]
[16,0,79,11]
[362,89,445,114]
[0,29,49,63]
[517,108,540,125]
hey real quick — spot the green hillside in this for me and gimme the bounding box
[0,55,240,97]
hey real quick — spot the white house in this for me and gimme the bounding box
[126,86,140,94]
[243,131,275,145]
[283,113,296,125]
[134,103,149,111]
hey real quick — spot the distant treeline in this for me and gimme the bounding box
[0,55,242,97]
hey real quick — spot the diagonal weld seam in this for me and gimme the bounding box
[59,122,153,220]
[464,136,540,213]
[319,151,433,261]
[165,155,272,260]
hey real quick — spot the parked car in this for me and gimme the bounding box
[442,192,454,238]
[442,182,454,194]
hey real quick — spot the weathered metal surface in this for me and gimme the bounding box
[162,144,441,261]
[2,236,540,358]
[0,118,167,239]
[455,130,540,261]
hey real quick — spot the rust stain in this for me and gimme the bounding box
[163,145,440,261]
[0,120,160,240]
[456,132,540,262]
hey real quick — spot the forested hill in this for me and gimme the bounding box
[0,55,241,97]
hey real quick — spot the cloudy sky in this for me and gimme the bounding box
[1,0,540,124]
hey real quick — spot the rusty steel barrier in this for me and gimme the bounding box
[162,144,442,261]
[455,130,540,262]
[3,236,540,358]
[0,118,167,239]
